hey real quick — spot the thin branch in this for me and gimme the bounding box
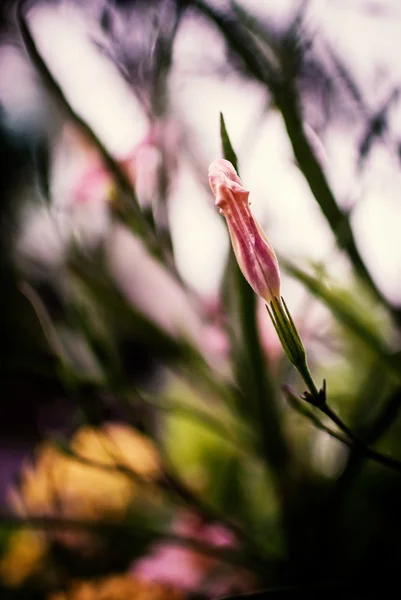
[284,385,352,447]
[283,386,401,474]
[18,281,66,362]
[55,439,157,487]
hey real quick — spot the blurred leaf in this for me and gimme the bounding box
[326,42,366,109]
[148,1,186,115]
[329,385,401,514]
[274,85,393,318]
[357,89,399,170]
[33,135,51,203]
[342,361,394,437]
[283,259,401,381]
[220,112,239,171]
[135,390,251,452]
[362,386,401,444]
[326,43,400,170]
[194,0,278,87]
[69,255,235,411]
[69,260,182,361]
[67,276,123,383]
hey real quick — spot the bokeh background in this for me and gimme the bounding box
[1,0,401,598]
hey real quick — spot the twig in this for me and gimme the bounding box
[283,386,401,474]
[284,386,351,447]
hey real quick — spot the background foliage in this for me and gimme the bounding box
[1,1,401,598]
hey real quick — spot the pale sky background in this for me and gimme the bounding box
[1,0,401,308]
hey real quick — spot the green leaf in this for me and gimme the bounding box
[283,260,401,382]
[220,112,239,171]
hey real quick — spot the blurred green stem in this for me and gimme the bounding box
[220,113,310,561]
[17,3,141,224]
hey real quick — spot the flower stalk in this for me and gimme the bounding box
[208,156,325,406]
[266,296,324,406]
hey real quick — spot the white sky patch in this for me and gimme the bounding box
[169,158,229,297]
[310,0,401,94]
[352,150,401,304]
[240,111,335,261]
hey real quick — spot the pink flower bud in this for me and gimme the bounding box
[208,159,280,303]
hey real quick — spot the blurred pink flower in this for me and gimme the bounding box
[200,295,230,361]
[131,510,256,597]
[121,143,162,208]
[54,124,113,205]
[48,121,227,365]
[56,116,182,210]
[107,224,228,367]
[118,118,182,208]
[72,166,113,205]
[43,118,181,256]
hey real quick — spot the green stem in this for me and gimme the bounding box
[235,265,289,471]
[321,404,361,444]
[285,386,401,475]
[297,363,320,404]
[267,296,321,404]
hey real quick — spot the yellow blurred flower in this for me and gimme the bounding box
[0,529,47,587]
[11,423,161,523]
[49,575,185,600]
[0,423,161,583]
